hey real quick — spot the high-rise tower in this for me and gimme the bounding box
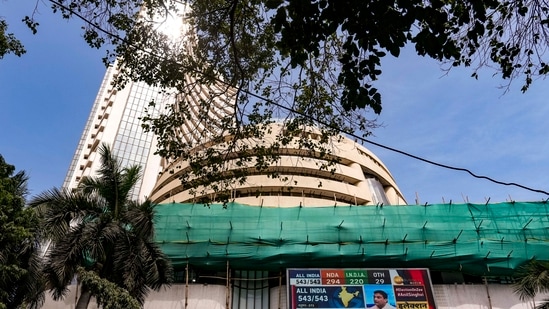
[62,65,172,200]
[62,6,188,200]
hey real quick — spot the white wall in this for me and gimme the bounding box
[42,284,548,309]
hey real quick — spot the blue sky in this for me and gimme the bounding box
[2,1,548,204]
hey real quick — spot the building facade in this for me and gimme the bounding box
[56,76,549,308]
[43,200,549,309]
[53,9,549,308]
[150,123,407,207]
[62,64,172,200]
[62,4,189,200]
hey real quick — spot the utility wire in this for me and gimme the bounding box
[247,90,549,196]
[46,0,549,196]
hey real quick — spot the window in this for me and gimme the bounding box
[232,270,270,309]
[365,177,389,205]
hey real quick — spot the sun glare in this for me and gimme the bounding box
[154,3,189,42]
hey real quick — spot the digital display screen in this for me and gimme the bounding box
[287,268,437,309]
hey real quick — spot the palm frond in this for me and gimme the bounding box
[124,200,156,239]
[535,298,549,309]
[30,188,106,241]
[514,260,549,301]
[78,143,142,217]
[112,232,148,304]
[97,143,120,181]
[79,220,126,267]
[111,231,172,303]
[78,176,102,196]
[32,143,172,306]
[141,238,173,290]
[118,165,142,200]
[44,231,87,291]
[18,246,46,309]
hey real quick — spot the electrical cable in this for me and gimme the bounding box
[45,0,549,196]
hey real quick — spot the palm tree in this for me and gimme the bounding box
[30,144,173,309]
[514,259,549,309]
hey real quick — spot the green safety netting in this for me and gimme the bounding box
[153,202,549,276]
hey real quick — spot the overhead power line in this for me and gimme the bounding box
[46,0,549,196]
[241,91,549,196]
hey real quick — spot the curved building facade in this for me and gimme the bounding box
[150,123,407,206]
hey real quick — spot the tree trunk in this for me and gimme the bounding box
[75,286,92,309]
